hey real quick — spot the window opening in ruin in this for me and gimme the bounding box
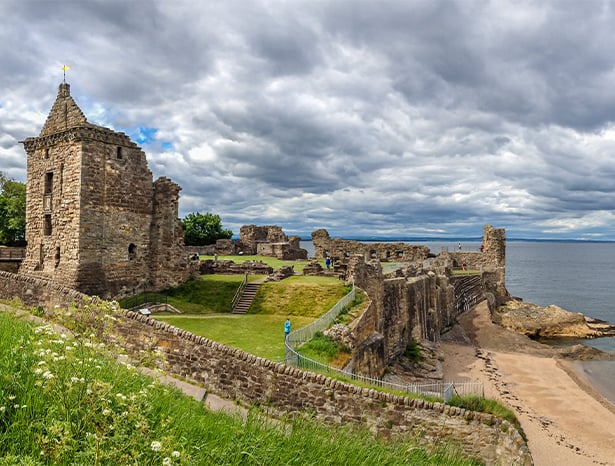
[386,251,391,259]
[43,215,52,236]
[117,146,123,159]
[128,243,137,260]
[397,251,404,258]
[54,247,60,268]
[59,164,64,195]
[44,149,50,159]
[44,172,53,194]
[325,250,330,257]
[370,250,377,258]
[345,251,350,257]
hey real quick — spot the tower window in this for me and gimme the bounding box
[44,172,53,194]
[43,215,52,236]
[128,243,137,260]
[54,247,60,267]
[117,147,123,159]
[44,149,50,159]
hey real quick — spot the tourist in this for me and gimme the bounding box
[325,256,331,270]
[284,318,291,338]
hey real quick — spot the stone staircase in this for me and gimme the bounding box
[232,282,261,314]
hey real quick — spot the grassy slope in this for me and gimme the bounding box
[155,275,349,361]
[157,314,314,361]
[0,311,478,465]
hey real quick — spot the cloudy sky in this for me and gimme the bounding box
[3,0,615,240]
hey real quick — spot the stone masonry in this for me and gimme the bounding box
[347,225,508,377]
[19,83,191,299]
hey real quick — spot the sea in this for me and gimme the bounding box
[301,239,615,404]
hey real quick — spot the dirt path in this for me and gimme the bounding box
[441,301,615,466]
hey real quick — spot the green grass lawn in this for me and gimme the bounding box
[251,275,351,317]
[156,314,315,360]
[123,268,351,360]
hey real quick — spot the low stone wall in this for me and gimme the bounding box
[0,271,94,309]
[111,311,530,465]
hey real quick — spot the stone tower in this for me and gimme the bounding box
[20,82,190,298]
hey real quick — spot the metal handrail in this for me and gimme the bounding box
[230,272,249,312]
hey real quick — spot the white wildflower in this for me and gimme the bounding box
[171,451,180,458]
[162,458,172,466]
[0,406,5,412]
[42,370,54,379]
[150,441,162,452]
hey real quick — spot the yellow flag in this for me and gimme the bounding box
[62,65,70,71]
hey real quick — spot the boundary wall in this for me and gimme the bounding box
[0,270,531,465]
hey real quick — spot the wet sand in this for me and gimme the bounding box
[441,301,615,466]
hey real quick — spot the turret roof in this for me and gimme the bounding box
[39,82,90,137]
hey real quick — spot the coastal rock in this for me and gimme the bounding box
[497,300,615,339]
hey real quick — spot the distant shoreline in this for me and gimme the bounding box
[295,237,615,243]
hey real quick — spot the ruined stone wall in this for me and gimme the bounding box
[351,262,459,373]
[239,225,288,254]
[239,225,307,259]
[148,177,192,292]
[311,229,430,262]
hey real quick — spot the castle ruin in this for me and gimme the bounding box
[19,82,190,298]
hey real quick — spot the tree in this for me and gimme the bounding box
[182,212,233,246]
[0,173,26,246]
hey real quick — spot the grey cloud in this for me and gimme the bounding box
[5,0,615,240]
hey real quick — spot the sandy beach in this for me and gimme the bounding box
[441,301,615,466]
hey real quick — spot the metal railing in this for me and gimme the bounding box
[230,272,249,312]
[285,284,483,403]
[286,285,356,345]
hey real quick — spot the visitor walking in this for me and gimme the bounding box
[325,256,331,270]
[284,318,291,339]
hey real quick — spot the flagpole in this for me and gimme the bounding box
[62,65,70,83]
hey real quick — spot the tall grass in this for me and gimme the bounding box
[0,311,479,465]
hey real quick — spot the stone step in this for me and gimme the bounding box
[232,282,261,314]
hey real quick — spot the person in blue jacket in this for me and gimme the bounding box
[284,318,291,338]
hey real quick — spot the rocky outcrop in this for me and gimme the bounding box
[497,300,615,339]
